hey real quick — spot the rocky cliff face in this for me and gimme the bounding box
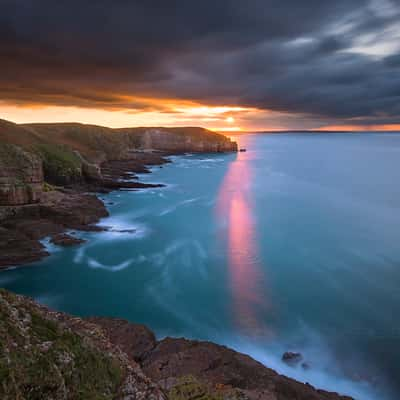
[18,122,238,162]
[0,119,237,206]
[130,128,238,153]
[0,289,352,400]
[0,144,43,206]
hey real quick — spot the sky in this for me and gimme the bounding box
[0,0,399,131]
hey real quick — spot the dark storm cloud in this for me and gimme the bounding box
[0,0,399,125]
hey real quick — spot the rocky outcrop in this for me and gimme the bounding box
[0,289,353,400]
[73,150,103,181]
[0,144,43,206]
[0,119,237,201]
[86,319,355,400]
[0,190,108,268]
[16,121,238,163]
[87,319,354,400]
[0,151,170,268]
[50,233,86,246]
[282,351,303,366]
[88,317,157,362]
[128,128,238,153]
[140,338,352,400]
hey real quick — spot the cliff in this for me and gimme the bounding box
[22,123,237,161]
[120,127,238,154]
[0,120,237,164]
[0,118,237,200]
[0,289,352,400]
[0,144,43,206]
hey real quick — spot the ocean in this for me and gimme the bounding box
[2,132,400,399]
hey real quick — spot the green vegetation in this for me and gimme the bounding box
[168,376,248,400]
[0,289,123,400]
[42,181,56,192]
[168,376,226,400]
[35,144,82,185]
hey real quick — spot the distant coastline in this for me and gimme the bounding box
[0,118,237,268]
[228,129,400,135]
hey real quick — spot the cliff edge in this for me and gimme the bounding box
[0,119,237,202]
[0,289,352,400]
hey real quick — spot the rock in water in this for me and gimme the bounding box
[282,351,303,366]
[50,233,86,246]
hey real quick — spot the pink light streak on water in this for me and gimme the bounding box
[216,140,271,336]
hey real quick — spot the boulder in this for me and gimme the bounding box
[86,318,157,362]
[282,351,303,366]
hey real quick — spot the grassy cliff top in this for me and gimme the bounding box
[0,119,235,163]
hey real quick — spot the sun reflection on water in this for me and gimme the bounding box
[216,139,270,336]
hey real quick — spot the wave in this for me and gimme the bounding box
[221,327,392,400]
[39,237,63,253]
[82,239,206,273]
[96,217,150,240]
[158,197,202,216]
[87,258,133,272]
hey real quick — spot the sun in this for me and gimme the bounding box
[226,116,235,124]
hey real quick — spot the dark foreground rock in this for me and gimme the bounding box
[0,289,165,400]
[139,338,352,400]
[0,289,353,400]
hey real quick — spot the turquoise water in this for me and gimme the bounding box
[2,133,400,399]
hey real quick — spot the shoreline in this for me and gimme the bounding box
[0,119,239,269]
[0,151,179,269]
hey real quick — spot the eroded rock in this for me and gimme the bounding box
[0,144,43,206]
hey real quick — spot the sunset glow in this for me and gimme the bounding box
[0,101,259,131]
[0,100,399,132]
[1,1,399,132]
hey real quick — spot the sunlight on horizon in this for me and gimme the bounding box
[1,101,399,132]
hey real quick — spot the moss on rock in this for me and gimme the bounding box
[0,289,123,400]
[35,143,82,185]
[167,375,247,400]
[168,376,223,400]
